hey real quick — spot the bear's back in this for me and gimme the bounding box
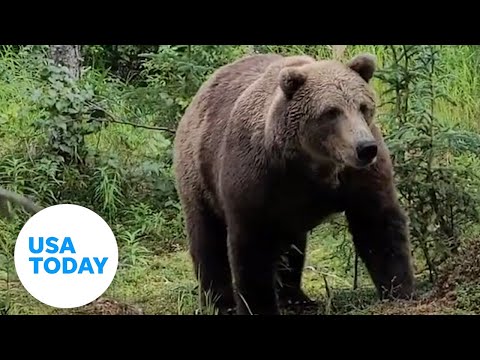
[173,54,283,214]
[180,53,282,132]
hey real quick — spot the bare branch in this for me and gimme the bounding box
[353,250,359,290]
[97,117,176,134]
[0,188,44,218]
[87,102,176,134]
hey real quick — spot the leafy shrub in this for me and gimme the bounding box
[376,45,480,281]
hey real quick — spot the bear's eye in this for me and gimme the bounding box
[360,104,371,118]
[321,107,341,121]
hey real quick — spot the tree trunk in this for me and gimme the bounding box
[331,45,347,60]
[49,45,82,79]
[247,45,263,55]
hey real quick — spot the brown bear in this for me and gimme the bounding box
[173,52,415,315]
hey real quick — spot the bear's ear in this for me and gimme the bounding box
[279,67,307,99]
[347,53,376,83]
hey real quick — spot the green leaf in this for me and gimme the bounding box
[31,89,42,102]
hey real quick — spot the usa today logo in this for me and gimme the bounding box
[14,204,118,309]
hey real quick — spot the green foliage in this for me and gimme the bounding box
[33,59,105,165]
[122,45,250,130]
[81,45,160,84]
[93,162,126,223]
[254,45,333,58]
[377,45,480,280]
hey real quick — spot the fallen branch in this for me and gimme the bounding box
[97,117,176,134]
[0,188,44,219]
[87,102,176,134]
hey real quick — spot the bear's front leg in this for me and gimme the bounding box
[227,223,282,315]
[345,186,415,301]
[277,232,315,307]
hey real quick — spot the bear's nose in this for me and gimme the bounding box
[356,141,378,163]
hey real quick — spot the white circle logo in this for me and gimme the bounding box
[14,204,118,309]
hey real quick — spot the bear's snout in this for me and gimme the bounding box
[355,140,378,166]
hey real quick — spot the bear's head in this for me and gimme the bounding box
[277,53,379,170]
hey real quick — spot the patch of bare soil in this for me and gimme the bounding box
[364,238,480,315]
[54,297,144,315]
[433,239,480,300]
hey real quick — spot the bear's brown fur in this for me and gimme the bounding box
[173,52,415,315]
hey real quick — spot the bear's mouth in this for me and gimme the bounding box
[347,155,377,169]
[339,148,377,170]
[357,156,377,168]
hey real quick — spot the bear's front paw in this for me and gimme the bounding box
[278,288,317,308]
[217,307,236,315]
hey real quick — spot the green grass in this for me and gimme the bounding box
[0,228,378,315]
[2,221,479,315]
